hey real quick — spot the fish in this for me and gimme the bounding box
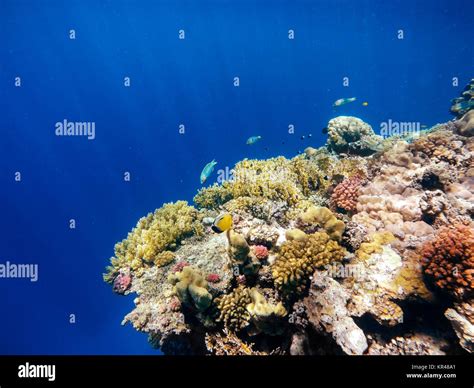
[322,127,328,134]
[200,159,217,184]
[308,133,312,138]
[333,97,357,107]
[301,135,305,140]
[246,135,262,145]
[451,100,474,113]
[211,213,233,233]
[362,101,369,106]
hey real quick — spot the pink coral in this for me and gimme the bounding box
[172,261,189,273]
[113,273,132,294]
[206,273,221,283]
[252,245,269,260]
[331,176,363,212]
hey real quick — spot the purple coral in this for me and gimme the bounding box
[206,273,221,283]
[113,273,132,294]
[172,261,190,273]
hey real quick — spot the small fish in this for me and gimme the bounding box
[301,135,305,140]
[333,97,357,107]
[421,124,428,129]
[322,127,328,134]
[246,135,262,145]
[451,100,474,113]
[308,133,312,138]
[362,101,368,106]
[200,159,217,184]
[211,213,233,233]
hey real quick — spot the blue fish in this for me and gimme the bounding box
[246,135,262,145]
[200,160,217,184]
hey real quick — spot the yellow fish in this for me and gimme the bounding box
[211,213,233,233]
[362,101,369,106]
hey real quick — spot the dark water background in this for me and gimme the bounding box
[0,0,472,354]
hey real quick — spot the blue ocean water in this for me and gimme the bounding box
[0,0,472,354]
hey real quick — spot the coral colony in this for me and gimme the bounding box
[104,81,473,355]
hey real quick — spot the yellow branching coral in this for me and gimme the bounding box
[299,206,345,241]
[193,153,369,214]
[194,157,305,210]
[104,201,203,281]
[168,266,212,312]
[356,231,395,260]
[216,285,253,332]
[194,183,233,209]
[216,286,287,334]
[272,231,346,295]
[144,250,175,267]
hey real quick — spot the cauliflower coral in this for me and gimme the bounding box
[421,223,474,299]
[331,175,363,212]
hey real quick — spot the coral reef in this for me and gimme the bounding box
[105,109,474,355]
[326,116,383,155]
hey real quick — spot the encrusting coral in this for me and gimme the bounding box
[356,231,395,260]
[105,93,474,355]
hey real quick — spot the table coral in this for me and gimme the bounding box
[421,223,474,299]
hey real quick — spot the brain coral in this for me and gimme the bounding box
[272,230,346,295]
[421,223,474,299]
[331,175,363,212]
[326,116,382,155]
[104,201,203,282]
